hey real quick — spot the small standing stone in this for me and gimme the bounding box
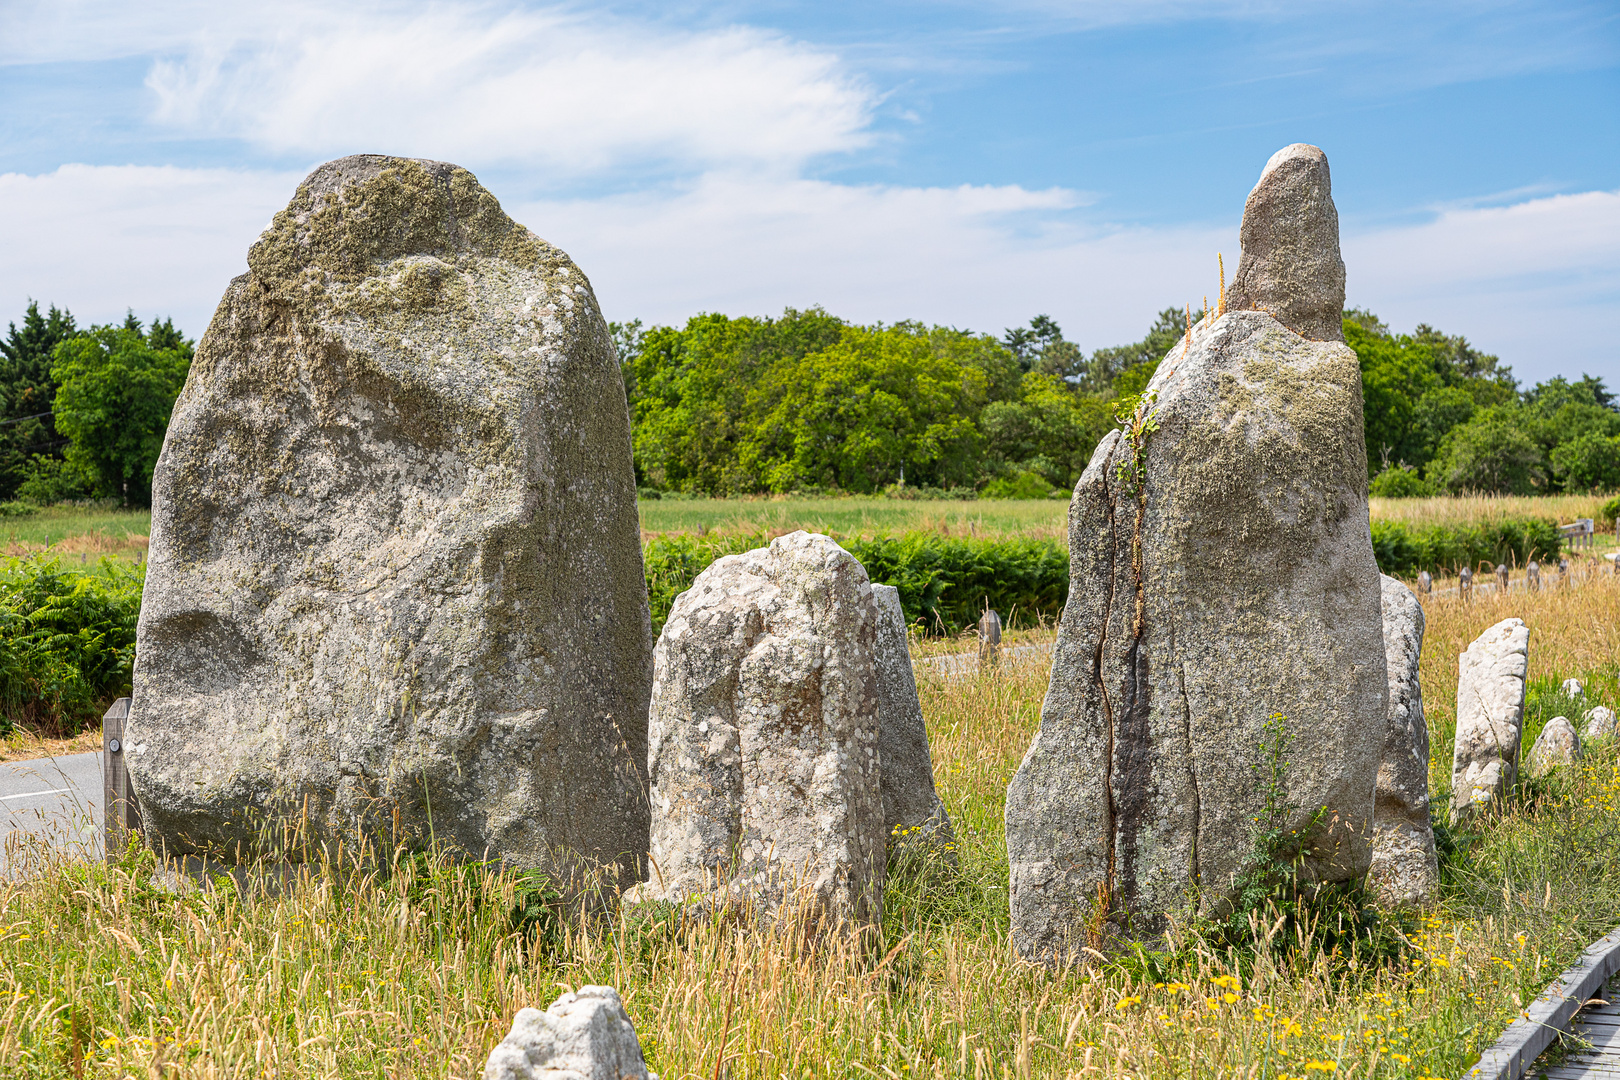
[1369,576,1439,907]
[977,609,1002,671]
[1459,566,1473,599]
[1584,706,1617,739]
[1527,561,1541,591]
[1526,717,1581,779]
[1450,618,1530,827]
[484,986,656,1080]
[1562,678,1586,698]
[1559,558,1570,586]
[871,585,955,852]
[1496,564,1509,591]
[1418,570,1432,594]
[639,531,885,926]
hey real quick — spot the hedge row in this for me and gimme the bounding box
[1368,517,1562,577]
[0,557,142,736]
[644,532,1070,636]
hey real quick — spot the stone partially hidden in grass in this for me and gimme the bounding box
[1005,143,1388,958]
[636,531,885,927]
[1369,575,1440,907]
[128,156,653,880]
[1526,716,1581,779]
[871,584,954,856]
[1450,618,1530,826]
[484,985,657,1080]
[1584,706,1617,739]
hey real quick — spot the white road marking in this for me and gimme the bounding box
[0,788,72,802]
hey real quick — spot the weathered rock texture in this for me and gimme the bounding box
[1527,717,1581,778]
[1368,575,1439,907]
[129,156,653,880]
[1224,144,1347,343]
[1449,618,1530,826]
[484,986,656,1080]
[640,531,885,925]
[1585,706,1617,739]
[1005,145,1385,959]
[871,584,953,851]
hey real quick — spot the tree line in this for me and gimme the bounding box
[2,298,1614,509]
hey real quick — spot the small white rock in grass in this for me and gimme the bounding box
[484,986,657,1080]
[1585,706,1617,740]
[1526,717,1581,779]
[1563,678,1586,698]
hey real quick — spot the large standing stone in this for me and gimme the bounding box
[1006,145,1386,959]
[871,584,954,852]
[1526,717,1581,779]
[1449,618,1530,826]
[1369,575,1439,907]
[1224,143,1347,343]
[639,531,885,926]
[129,156,653,881]
[484,986,657,1080]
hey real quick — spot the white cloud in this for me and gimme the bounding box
[0,164,300,336]
[126,3,876,175]
[2,164,1614,384]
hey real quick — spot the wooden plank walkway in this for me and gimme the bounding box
[1533,977,1620,1079]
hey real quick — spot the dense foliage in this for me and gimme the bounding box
[644,532,1070,636]
[0,556,143,736]
[1368,516,1562,577]
[0,306,192,506]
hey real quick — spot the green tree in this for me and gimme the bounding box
[1550,430,1620,492]
[1428,407,1545,495]
[1083,306,1188,394]
[0,302,78,499]
[50,319,192,507]
[981,372,1112,490]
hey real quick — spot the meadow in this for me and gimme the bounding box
[2,569,1618,1078]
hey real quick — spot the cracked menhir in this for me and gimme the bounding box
[1368,575,1439,908]
[1004,143,1387,959]
[636,531,886,927]
[129,156,653,882]
[871,584,955,855]
[1449,618,1529,826]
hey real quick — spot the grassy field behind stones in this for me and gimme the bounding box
[3,573,1620,1078]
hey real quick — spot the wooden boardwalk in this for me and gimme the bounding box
[1534,979,1620,1079]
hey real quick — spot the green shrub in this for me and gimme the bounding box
[1368,463,1435,498]
[1602,495,1620,528]
[642,531,1069,636]
[981,470,1063,500]
[0,555,144,736]
[1369,516,1561,576]
[0,500,37,518]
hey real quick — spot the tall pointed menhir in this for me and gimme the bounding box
[1005,144,1385,960]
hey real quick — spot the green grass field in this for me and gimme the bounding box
[638,496,1068,540]
[1,504,150,559]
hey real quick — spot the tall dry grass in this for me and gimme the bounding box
[4,589,1620,1077]
[1370,494,1613,531]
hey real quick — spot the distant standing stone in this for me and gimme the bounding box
[977,609,1002,671]
[1460,566,1473,599]
[1006,143,1385,958]
[639,531,885,926]
[484,986,657,1080]
[129,156,652,877]
[871,585,955,852]
[1369,575,1439,907]
[1418,570,1432,594]
[1584,706,1617,739]
[1528,561,1541,591]
[1563,678,1586,698]
[1559,557,1570,585]
[1526,717,1581,779]
[1496,564,1509,591]
[1450,618,1530,827]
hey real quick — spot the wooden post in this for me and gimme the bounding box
[1496,564,1509,592]
[1560,557,1570,587]
[103,697,141,860]
[977,609,1002,672]
[1527,561,1541,592]
[1459,566,1472,600]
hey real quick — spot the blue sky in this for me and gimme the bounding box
[2,0,1617,383]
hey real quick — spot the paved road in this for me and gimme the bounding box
[1,751,101,870]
